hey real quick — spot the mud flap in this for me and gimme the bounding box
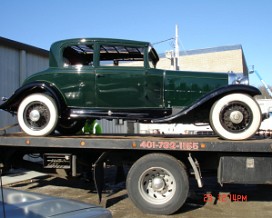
[93,152,109,203]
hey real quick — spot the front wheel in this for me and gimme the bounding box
[18,93,58,136]
[126,153,189,215]
[210,93,261,140]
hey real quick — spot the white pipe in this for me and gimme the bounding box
[175,25,179,70]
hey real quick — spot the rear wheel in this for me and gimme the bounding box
[56,120,86,135]
[18,93,58,136]
[210,93,261,140]
[126,153,189,215]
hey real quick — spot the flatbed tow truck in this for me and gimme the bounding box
[0,130,272,215]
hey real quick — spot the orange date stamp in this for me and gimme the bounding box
[204,193,248,202]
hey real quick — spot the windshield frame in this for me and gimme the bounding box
[148,46,159,68]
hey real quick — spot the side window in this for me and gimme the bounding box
[63,44,94,67]
[99,45,144,67]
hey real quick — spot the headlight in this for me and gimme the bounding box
[1,97,8,102]
[228,72,249,85]
[238,76,249,85]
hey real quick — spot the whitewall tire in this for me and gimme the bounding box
[210,93,261,140]
[18,94,58,136]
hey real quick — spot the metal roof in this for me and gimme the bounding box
[0,36,49,57]
[51,38,150,49]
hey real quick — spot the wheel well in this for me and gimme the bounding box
[180,88,260,124]
[4,82,66,116]
[110,150,191,171]
[153,85,261,124]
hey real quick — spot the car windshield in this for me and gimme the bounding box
[148,46,159,68]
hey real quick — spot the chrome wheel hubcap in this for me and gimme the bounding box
[139,167,176,205]
[230,111,244,124]
[152,177,165,192]
[29,110,41,122]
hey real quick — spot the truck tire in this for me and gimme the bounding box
[210,93,261,140]
[18,93,58,136]
[126,153,189,215]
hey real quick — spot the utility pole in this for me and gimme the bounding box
[174,24,179,70]
[164,24,180,70]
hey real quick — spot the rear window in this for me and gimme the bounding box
[63,44,94,67]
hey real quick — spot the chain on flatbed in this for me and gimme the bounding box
[256,129,272,138]
[0,123,18,136]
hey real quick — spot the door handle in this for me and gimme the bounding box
[96,73,105,78]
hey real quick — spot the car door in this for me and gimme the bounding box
[52,42,96,108]
[95,66,146,108]
[95,44,147,108]
[145,68,164,108]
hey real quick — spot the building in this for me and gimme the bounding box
[157,44,248,74]
[0,37,48,132]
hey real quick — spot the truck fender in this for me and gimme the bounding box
[153,84,261,123]
[0,81,66,114]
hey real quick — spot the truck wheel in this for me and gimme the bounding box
[210,93,261,140]
[18,94,58,136]
[126,153,189,215]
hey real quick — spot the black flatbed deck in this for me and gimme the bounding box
[0,133,272,153]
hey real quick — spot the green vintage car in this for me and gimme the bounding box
[0,38,264,140]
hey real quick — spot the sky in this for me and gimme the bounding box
[1,0,272,87]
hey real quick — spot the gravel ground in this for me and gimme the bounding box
[3,167,272,218]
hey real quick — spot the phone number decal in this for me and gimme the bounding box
[139,141,199,150]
